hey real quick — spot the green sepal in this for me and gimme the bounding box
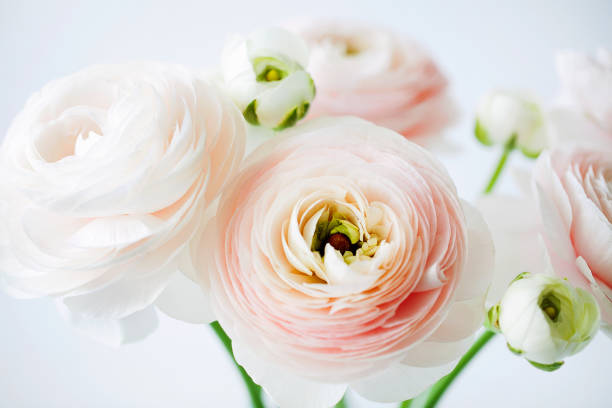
[506,343,523,356]
[243,100,259,126]
[474,119,493,146]
[309,76,316,98]
[274,106,299,131]
[527,360,564,372]
[484,305,501,333]
[519,145,542,159]
[510,271,531,285]
[329,220,360,244]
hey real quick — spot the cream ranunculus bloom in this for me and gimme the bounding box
[495,272,599,369]
[199,117,494,408]
[221,27,315,130]
[0,63,246,345]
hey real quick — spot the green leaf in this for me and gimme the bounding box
[528,360,564,372]
[474,119,493,146]
[243,100,259,126]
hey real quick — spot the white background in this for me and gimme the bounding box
[1,0,610,407]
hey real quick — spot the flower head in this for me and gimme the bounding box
[534,148,612,336]
[200,117,494,407]
[494,272,599,369]
[293,20,456,143]
[475,90,548,157]
[0,63,246,345]
[221,27,315,130]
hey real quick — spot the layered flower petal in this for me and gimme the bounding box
[0,63,246,342]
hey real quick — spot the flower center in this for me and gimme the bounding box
[327,233,351,253]
[539,293,560,322]
[309,206,380,264]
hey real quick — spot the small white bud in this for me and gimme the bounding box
[497,272,600,369]
[221,27,315,130]
[475,90,548,157]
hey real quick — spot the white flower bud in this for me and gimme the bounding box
[221,27,315,130]
[475,90,548,157]
[498,272,600,369]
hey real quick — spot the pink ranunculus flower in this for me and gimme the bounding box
[479,147,612,338]
[292,20,456,144]
[533,148,612,336]
[0,63,246,345]
[548,49,612,148]
[201,117,494,407]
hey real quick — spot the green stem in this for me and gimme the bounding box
[400,330,496,408]
[335,395,347,408]
[210,321,265,408]
[483,136,516,194]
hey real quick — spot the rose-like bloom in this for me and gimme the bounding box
[548,49,612,148]
[221,27,315,130]
[492,272,599,369]
[200,117,494,407]
[0,63,246,345]
[293,20,456,143]
[475,90,548,157]
[534,149,612,336]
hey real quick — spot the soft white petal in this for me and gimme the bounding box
[155,271,214,324]
[61,263,174,320]
[350,360,456,402]
[256,71,314,128]
[454,200,495,301]
[232,340,347,408]
[247,27,309,68]
[477,194,546,304]
[57,302,158,347]
[400,333,475,367]
[427,295,486,342]
[68,215,165,248]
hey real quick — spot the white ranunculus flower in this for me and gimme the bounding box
[221,27,315,130]
[495,272,599,369]
[475,90,548,157]
[0,63,246,345]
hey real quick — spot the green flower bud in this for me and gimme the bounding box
[221,27,315,130]
[498,272,600,369]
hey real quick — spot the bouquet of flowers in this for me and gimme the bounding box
[1,20,609,408]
